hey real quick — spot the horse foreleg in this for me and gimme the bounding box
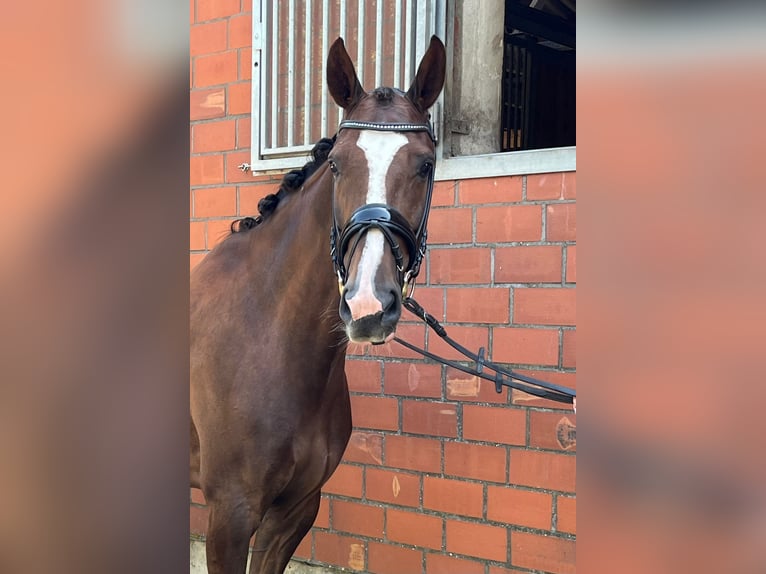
[205,498,259,574]
[247,491,321,574]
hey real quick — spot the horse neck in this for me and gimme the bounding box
[248,164,345,349]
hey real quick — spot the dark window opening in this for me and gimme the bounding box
[501,0,576,152]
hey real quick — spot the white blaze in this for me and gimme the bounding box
[346,131,408,320]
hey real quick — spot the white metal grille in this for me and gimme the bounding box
[249,0,443,172]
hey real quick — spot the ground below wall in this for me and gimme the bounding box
[191,538,347,574]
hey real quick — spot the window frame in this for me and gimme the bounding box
[247,0,575,178]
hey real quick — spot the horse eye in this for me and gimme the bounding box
[418,161,433,178]
[328,160,339,175]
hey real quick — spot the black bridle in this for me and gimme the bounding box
[327,119,576,405]
[329,119,436,298]
[395,298,576,404]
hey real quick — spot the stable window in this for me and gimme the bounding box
[248,0,575,178]
[247,0,443,173]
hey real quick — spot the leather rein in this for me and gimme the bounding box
[395,298,576,404]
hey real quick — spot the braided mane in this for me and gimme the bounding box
[230,135,336,233]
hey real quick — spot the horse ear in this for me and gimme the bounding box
[406,36,446,112]
[327,38,365,109]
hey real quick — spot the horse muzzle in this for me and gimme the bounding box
[339,278,402,344]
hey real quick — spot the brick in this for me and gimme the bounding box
[315,496,330,528]
[444,442,506,482]
[314,531,366,571]
[546,203,576,242]
[429,248,491,284]
[332,500,384,538]
[428,326,488,362]
[529,411,577,452]
[426,553,484,574]
[193,119,236,153]
[239,183,279,215]
[565,245,576,283]
[236,117,251,149]
[190,221,206,251]
[446,519,507,562]
[191,88,226,120]
[228,82,251,115]
[225,150,257,183]
[495,246,562,283]
[445,368,508,404]
[432,180,456,207]
[239,48,252,80]
[427,208,473,244]
[190,155,224,185]
[446,287,509,323]
[384,362,442,398]
[323,463,363,498]
[190,504,208,535]
[346,341,368,358]
[556,496,576,534]
[195,51,238,87]
[459,176,522,204]
[190,21,227,56]
[510,370,576,409]
[510,531,575,574]
[386,508,443,550]
[509,450,576,492]
[349,395,398,431]
[562,330,576,368]
[206,219,235,249]
[402,401,457,437]
[196,0,241,22]
[190,488,205,505]
[385,435,441,473]
[365,468,420,508]
[190,253,206,271]
[476,205,542,242]
[294,532,312,559]
[343,431,384,465]
[487,486,552,529]
[367,542,422,574]
[562,172,576,199]
[514,288,576,326]
[194,186,236,217]
[526,172,565,200]
[423,477,483,518]
[345,359,381,393]
[492,327,559,366]
[228,14,251,49]
[463,405,526,446]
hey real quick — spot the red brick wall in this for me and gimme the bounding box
[191,3,576,573]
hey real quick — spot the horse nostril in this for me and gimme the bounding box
[380,289,401,324]
[338,289,352,322]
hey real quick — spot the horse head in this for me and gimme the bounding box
[327,36,446,344]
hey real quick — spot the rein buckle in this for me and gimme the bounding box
[402,271,417,299]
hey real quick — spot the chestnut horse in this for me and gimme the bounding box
[190,37,446,573]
